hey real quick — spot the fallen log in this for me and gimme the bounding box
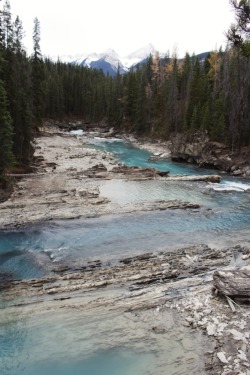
[213,270,250,297]
[7,173,46,178]
[112,166,164,174]
[168,175,221,183]
[111,166,220,182]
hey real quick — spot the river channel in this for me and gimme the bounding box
[0,135,250,375]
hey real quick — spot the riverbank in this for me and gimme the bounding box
[1,124,250,374]
[0,125,219,228]
[2,243,250,374]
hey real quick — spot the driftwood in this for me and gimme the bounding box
[213,270,250,297]
[167,175,221,183]
[112,166,220,182]
[7,173,46,178]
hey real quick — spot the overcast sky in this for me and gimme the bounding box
[9,0,235,58]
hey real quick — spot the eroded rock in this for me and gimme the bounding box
[170,131,250,177]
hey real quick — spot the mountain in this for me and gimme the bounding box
[120,43,156,68]
[76,48,127,76]
[58,44,159,77]
[56,45,211,77]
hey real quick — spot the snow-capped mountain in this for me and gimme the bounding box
[75,48,127,76]
[53,46,209,76]
[57,44,161,76]
[120,43,156,68]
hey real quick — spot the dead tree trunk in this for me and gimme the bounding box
[213,270,250,297]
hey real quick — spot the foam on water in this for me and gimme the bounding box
[70,129,84,136]
[94,136,124,141]
[208,180,250,192]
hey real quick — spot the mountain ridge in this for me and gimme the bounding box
[56,44,163,76]
[54,44,210,76]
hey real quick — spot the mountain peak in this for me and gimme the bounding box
[126,43,156,59]
[120,44,156,69]
[101,48,119,58]
[59,45,160,76]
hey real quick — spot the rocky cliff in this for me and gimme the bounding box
[170,132,250,177]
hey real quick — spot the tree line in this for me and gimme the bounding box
[0,0,249,187]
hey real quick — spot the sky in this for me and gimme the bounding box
[8,0,235,59]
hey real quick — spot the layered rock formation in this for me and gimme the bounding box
[170,132,250,177]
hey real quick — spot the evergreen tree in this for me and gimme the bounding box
[0,78,14,181]
[179,52,192,128]
[134,69,148,134]
[123,70,139,128]
[2,0,12,49]
[32,17,45,128]
[13,15,23,52]
[185,58,210,131]
[0,1,5,48]
[166,56,180,133]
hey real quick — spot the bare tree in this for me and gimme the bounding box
[226,0,250,56]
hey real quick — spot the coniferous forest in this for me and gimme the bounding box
[0,0,249,186]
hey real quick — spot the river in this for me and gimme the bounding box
[0,135,250,375]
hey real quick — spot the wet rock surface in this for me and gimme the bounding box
[0,125,211,228]
[2,244,250,374]
[1,124,250,374]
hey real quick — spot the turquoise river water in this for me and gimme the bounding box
[0,136,250,375]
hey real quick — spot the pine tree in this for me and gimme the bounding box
[167,56,180,133]
[190,105,199,130]
[0,78,14,182]
[134,69,147,134]
[13,15,23,52]
[123,70,139,128]
[2,0,12,49]
[0,1,5,48]
[32,17,45,128]
[186,58,210,130]
[179,52,192,124]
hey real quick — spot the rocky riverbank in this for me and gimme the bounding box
[0,125,220,228]
[2,243,250,374]
[1,123,250,374]
[170,131,250,178]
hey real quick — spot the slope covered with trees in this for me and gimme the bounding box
[0,0,249,188]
